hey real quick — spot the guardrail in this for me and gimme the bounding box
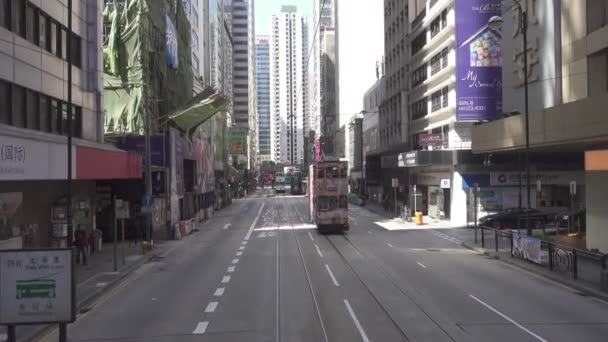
[476,225,608,291]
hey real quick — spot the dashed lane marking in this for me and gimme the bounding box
[227,266,235,273]
[315,244,324,258]
[214,288,225,296]
[308,231,315,241]
[221,276,231,283]
[205,302,218,313]
[344,299,370,342]
[223,223,231,230]
[417,262,427,269]
[325,264,340,287]
[193,321,209,334]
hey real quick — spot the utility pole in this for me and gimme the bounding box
[144,104,153,243]
[59,0,73,341]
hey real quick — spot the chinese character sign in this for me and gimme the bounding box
[455,0,503,121]
[0,249,73,324]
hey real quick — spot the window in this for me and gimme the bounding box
[430,16,441,38]
[71,32,81,67]
[49,19,57,54]
[431,90,442,112]
[587,0,608,33]
[12,0,25,37]
[0,0,9,29]
[39,13,47,50]
[411,30,426,55]
[11,85,25,128]
[441,9,448,29]
[25,89,38,130]
[442,47,449,68]
[72,105,82,138]
[0,79,10,124]
[25,3,38,45]
[50,98,59,134]
[431,53,441,75]
[39,93,49,132]
[411,97,428,120]
[411,63,427,87]
[442,86,449,107]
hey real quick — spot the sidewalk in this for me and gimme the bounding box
[433,227,608,300]
[357,202,461,230]
[0,239,181,342]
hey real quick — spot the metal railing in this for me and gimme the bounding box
[475,225,608,291]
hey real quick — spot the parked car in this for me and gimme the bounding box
[479,208,548,230]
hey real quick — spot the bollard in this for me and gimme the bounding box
[572,249,578,280]
[481,227,485,248]
[510,232,514,257]
[494,229,499,253]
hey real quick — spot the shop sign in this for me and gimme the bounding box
[392,178,399,188]
[230,128,248,155]
[0,136,72,181]
[0,249,73,324]
[440,179,451,188]
[416,173,451,186]
[419,134,444,147]
[490,172,584,186]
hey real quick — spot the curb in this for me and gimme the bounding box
[25,246,175,342]
[457,239,608,303]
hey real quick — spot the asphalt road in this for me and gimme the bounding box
[38,190,608,341]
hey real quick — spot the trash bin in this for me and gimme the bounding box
[415,212,424,225]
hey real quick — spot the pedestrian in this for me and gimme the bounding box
[75,225,88,266]
[383,194,389,212]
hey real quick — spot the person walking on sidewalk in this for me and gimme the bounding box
[75,225,88,266]
[383,194,390,212]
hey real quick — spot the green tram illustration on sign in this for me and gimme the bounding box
[16,279,56,299]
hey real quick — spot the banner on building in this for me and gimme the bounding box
[230,128,248,155]
[455,0,502,121]
[166,14,179,69]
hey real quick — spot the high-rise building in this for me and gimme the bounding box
[255,36,271,161]
[186,0,205,94]
[232,0,257,169]
[270,6,308,165]
[312,0,338,158]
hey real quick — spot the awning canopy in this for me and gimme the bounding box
[168,89,228,136]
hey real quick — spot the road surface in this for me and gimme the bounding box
[39,189,608,341]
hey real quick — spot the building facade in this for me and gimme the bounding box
[472,0,608,252]
[312,0,337,159]
[185,0,205,94]
[362,76,384,203]
[255,35,271,161]
[0,0,142,249]
[270,6,308,165]
[231,0,257,169]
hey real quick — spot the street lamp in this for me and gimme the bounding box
[487,1,532,234]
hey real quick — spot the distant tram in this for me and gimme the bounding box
[308,161,349,233]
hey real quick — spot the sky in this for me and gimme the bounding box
[254,0,313,36]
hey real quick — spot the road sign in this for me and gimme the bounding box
[570,181,577,195]
[440,179,451,189]
[413,184,417,193]
[392,178,398,188]
[0,249,74,324]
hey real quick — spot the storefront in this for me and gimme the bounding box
[0,135,142,250]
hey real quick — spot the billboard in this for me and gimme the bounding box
[455,0,502,121]
[230,128,248,155]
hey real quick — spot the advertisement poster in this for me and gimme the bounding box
[512,233,541,264]
[0,249,73,324]
[456,0,502,121]
[230,128,248,155]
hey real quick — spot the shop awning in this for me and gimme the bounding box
[76,146,143,179]
[168,90,228,136]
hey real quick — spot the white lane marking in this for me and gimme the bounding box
[221,276,231,283]
[416,262,427,269]
[242,241,248,245]
[239,246,245,251]
[232,258,239,264]
[244,202,266,241]
[344,299,370,342]
[314,244,324,258]
[205,301,218,313]
[368,231,372,234]
[227,266,235,273]
[469,294,547,342]
[325,264,340,287]
[387,243,394,248]
[223,223,231,230]
[193,321,209,334]
[308,231,314,241]
[236,251,243,256]
[214,288,225,296]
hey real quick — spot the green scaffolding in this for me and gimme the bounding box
[102,0,194,135]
